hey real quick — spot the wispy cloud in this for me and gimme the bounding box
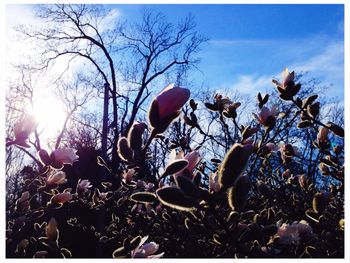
[206,34,343,100]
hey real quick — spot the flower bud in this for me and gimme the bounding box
[219,143,253,189]
[117,137,133,161]
[227,175,251,212]
[148,84,190,133]
[46,218,58,241]
[38,149,51,166]
[51,192,72,204]
[128,122,147,151]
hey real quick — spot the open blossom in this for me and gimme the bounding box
[131,236,164,258]
[272,69,300,101]
[273,68,295,90]
[11,114,37,148]
[169,150,201,177]
[122,169,136,183]
[136,180,155,191]
[51,192,72,204]
[148,84,190,133]
[52,148,79,165]
[76,179,92,193]
[275,220,313,245]
[183,151,201,174]
[46,171,67,186]
[252,105,278,129]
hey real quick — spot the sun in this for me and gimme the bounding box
[27,92,67,142]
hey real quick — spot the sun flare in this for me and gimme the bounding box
[27,93,67,140]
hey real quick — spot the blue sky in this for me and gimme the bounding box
[6,4,344,100]
[114,4,344,99]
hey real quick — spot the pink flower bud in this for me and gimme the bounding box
[148,84,190,133]
[131,236,164,258]
[281,69,295,89]
[46,218,58,241]
[317,127,329,144]
[156,84,190,119]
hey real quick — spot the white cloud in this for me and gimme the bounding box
[292,41,344,96]
[98,8,121,33]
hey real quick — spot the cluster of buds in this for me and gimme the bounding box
[272,68,301,101]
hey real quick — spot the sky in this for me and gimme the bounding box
[114,4,344,99]
[6,4,344,99]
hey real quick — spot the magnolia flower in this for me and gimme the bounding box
[99,191,108,201]
[76,179,92,193]
[51,192,72,204]
[209,172,220,193]
[275,68,295,90]
[12,114,37,148]
[131,236,164,258]
[46,218,58,241]
[46,171,67,186]
[183,151,201,174]
[148,84,190,133]
[136,180,155,191]
[272,69,300,101]
[253,105,278,129]
[170,150,201,177]
[122,169,136,183]
[52,148,79,165]
[275,220,312,245]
